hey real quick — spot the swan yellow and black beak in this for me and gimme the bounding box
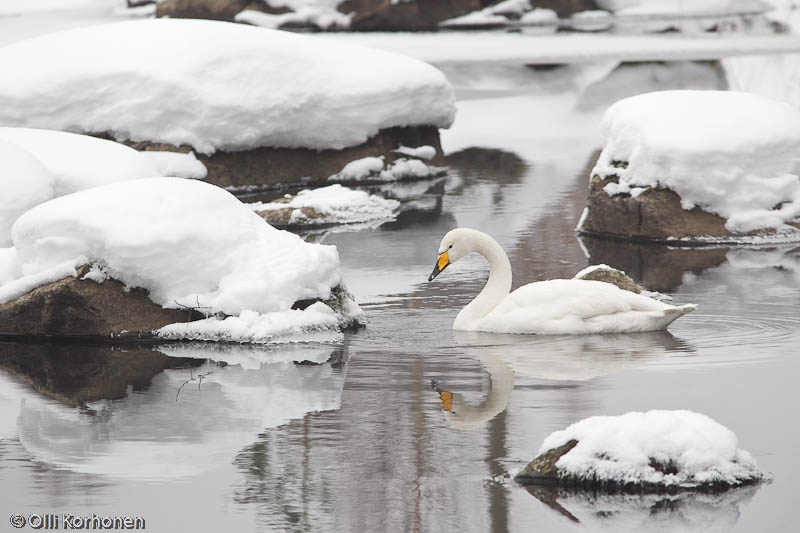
[428,250,450,281]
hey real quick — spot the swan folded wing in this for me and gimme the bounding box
[480,279,687,334]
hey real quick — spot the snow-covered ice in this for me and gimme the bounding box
[539,410,765,488]
[0,178,362,342]
[0,19,455,154]
[249,184,400,226]
[593,90,800,235]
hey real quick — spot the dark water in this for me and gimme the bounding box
[2,61,800,533]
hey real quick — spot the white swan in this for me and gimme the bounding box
[428,228,696,334]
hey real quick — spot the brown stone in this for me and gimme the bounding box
[515,439,578,485]
[0,267,204,340]
[579,173,731,242]
[575,266,641,293]
[156,0,251,20]
[125,125,444,191]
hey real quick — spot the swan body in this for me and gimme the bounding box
[428,228,696,334]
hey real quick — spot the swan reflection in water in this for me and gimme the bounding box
[432,330,693,430]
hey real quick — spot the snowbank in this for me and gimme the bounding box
[592,90,800,235]
[0,178,361,341]
[0,19,455,155]
[0,127,161,196]
[249,184,400,226]
[0,140,54,247]
[538,410,764,489]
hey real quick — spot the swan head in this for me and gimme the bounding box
[428,228,475,282]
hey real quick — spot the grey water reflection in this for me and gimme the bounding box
[525,483,763,532]
[432,331,693,431]
[0,342,346,479]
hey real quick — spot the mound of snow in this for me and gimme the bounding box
[0,140,54,247]
[0,127,160,197]
[250,184,400,225]
[235,7,352,30]
[0,178,361,341]
[540,410,764,488]
[328,155,445,182]
[0,19,455,155]
[592,90,800,234]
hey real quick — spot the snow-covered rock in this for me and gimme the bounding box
[328,154,447,183]
[0,19,455,155]
[235,6,352,30]
[0,178,362,342]
[516,410,765,491]
[581,90,800,243]
[250,184,400,227]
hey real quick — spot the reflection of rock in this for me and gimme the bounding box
[126,126,443,190]
[5,342,346,478]
[445,147,527,185]
[0,266,204,340]
[578,234,728,292]
[524,483,762,532]
[0,341,198,407]
[579,174,731,242]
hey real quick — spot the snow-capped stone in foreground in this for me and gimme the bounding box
[0,178,362,342]
[589,90,800,240]
[0,19,455,155]
[249,184,400,227]
[516,410,765,491]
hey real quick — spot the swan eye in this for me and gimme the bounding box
[448,244,453,249]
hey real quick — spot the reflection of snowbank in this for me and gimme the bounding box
[5,344,346,479]
[527,483,761,532]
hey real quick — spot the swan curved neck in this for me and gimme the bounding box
[455,232,512,328]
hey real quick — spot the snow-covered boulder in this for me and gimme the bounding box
[515,410,766,492]
[0,178,363,341]
[250,184,400,227]
[0,127,206,245]
[0,19,455,188]
[578,90,800,244]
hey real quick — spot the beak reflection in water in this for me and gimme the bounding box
[428,250,450,282]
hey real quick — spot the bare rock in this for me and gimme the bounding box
[125,125,444,191]
[515,439,578,486]
[156,0,252,20]
[578,173,731,242]
[0,266,204,340]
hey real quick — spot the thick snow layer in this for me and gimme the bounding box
[0,19,455,154]
[235,7,352,30]
[540,410,764,488]
[0,0,118,16]
[1,179,350,330]
[328,155,444,182]
[138,150,208,180]
[593,90,800,234]
[0,140,55,247]
[0,128,160,197]
[250,184,400,225]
